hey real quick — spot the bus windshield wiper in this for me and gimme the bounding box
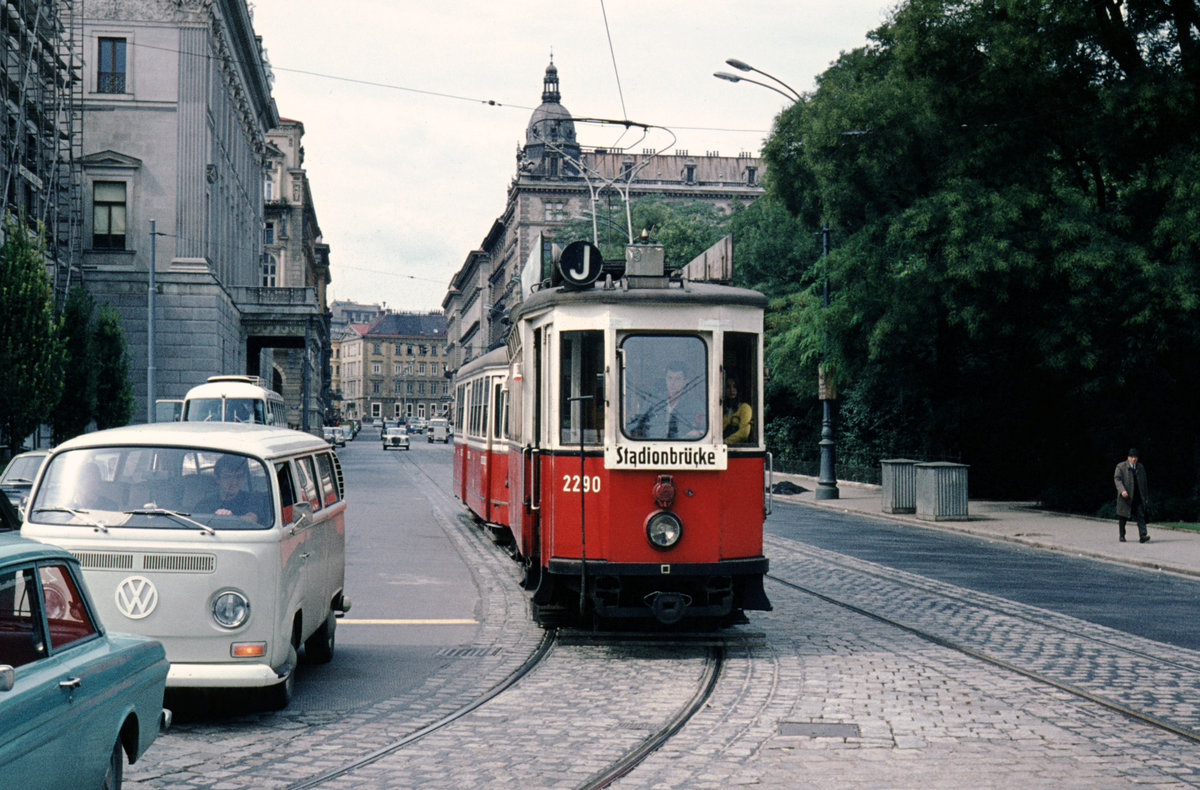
[31,506,109,532]
[123,507,216,535]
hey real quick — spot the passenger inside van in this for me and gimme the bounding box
[75,464,119,511]
[195,455,265,523]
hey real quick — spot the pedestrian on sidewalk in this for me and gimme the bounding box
[1114,448,1150,543]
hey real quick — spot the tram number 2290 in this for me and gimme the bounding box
[562,474,602,493]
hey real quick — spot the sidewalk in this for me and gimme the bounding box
[773,473,1200,580]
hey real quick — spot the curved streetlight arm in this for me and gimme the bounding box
[713,71,798,103]
[724,58,802,102]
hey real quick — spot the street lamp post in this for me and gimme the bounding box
[815,226,839,500]
[715,59,838,498]
[718,58,802,102]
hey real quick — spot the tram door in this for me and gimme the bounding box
[530,327,548,563]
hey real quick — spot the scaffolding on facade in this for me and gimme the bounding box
[0,0,83,307]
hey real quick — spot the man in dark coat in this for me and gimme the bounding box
[1113,448,1150,543]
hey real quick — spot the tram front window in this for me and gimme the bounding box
[621,335,708,441]
[560,331,604,444]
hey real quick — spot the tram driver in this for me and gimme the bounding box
[627,360,707,440]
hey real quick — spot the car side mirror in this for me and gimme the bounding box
[0,665,14,692]
[290,501,312,528]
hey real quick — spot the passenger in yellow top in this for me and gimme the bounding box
[722,376,752,444]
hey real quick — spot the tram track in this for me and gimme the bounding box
[284,628,557,789]
[765,537,1200,749]
[281,447,737,789]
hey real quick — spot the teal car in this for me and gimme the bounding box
[0,534,169,789]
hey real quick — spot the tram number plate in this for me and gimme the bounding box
[562,474,601,493]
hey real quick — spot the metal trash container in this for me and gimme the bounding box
[915,462,969,521]
[880,459,919,514]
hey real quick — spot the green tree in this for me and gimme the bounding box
[760,0,1200,508]
[52,286,98,444]
[93,304,135,430]
[551,196,731,268]
[0,215,64,454]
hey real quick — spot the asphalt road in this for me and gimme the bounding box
[768,498,1200,651]
[279,430,476,714]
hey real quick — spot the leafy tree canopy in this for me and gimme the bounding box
[759,0,1200,508]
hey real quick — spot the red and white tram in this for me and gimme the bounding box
[453,242,771,627]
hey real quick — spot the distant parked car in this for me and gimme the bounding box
[408,418,427,435]
[0,450,49,517]
[0,533,170,789]
[382,427,410,451]
[337,425,353,444]
[323,426,345,447]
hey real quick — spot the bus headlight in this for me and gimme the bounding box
[212,590,250,628]
[645,510,683,549]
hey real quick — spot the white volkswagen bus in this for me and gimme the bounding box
[181,375,287,427]
[21,423,350,708]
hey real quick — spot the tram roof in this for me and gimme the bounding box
[456,346,509,379]
[512,280,767,323]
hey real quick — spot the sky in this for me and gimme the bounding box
[249,1,898,313]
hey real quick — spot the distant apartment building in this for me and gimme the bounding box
[443,59,765,370]
[339,312,449,422]
[78,0,329,428]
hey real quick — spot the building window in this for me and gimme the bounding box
[261,254,277,287]
[746,166,757,186]
[264,173,274,201]
[373,343,382,355]
[684,164,696,183]
[92,181,126,250]
[264,222,274,244]
[371,362,382,375]
[97,38,126,94]
[372,381,381,395]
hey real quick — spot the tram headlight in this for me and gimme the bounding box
[212,590,250,629]
[645,510,683,549]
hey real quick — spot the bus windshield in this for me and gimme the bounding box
[29,447,273,530]
[183,397,266,424]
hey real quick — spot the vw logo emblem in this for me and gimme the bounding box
[115,576,158,620]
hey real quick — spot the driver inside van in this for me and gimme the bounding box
[197,455,261,523]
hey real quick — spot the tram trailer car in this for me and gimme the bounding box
[453,243,771,627]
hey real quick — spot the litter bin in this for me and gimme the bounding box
[915,462,969,521]
[880,459,919,514]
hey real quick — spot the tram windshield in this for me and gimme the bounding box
[621,335,709,441]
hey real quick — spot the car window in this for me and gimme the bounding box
[0,565,46,666]
[294,456,321,510]
[275,462,300,524]
[315,454,339,507]
[38,563,97,652]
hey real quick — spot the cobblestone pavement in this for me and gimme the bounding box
[128,483,1200,789]
[614,536,1200,790]
[125,498,547,789]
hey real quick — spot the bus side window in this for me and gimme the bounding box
[276,462,299,524]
